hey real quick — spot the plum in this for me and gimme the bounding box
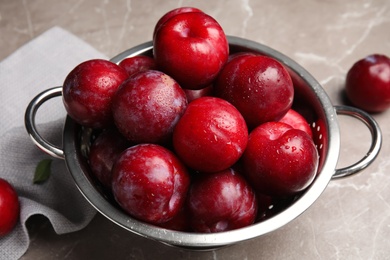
[112,70,187,144]
[111,144,190,224]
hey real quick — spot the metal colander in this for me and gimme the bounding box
[25,36,382,249]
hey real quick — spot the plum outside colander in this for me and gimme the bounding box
[25,36,382,249]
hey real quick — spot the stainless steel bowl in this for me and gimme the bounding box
[25,36,382,249]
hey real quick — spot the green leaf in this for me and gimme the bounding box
[33,159,52,184]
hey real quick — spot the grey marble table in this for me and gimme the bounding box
[1,1,389,259]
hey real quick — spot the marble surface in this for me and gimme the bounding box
[1,0,390,259]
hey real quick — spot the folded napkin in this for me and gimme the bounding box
[0,27,108,260]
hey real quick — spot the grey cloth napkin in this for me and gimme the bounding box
[0,27,108,260]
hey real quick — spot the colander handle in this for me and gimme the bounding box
[25,86,65,159]
[332,105,382,179]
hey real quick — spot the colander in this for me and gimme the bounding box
[25,36,382,249]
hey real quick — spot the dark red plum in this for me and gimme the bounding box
[0,178,19,236]
[62,59,128,128]
[279,108,313,138]
[345,54,390,113]
[153,7,203,40]
[111,144,190,224]
[88,128,130,190]
[187,168,257,233]
[214,54,294,128]
[118,55,157,77]
[112,70,187,144]
[242,122,319,197]
[173,97,248,173]
[154,12,229,90]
